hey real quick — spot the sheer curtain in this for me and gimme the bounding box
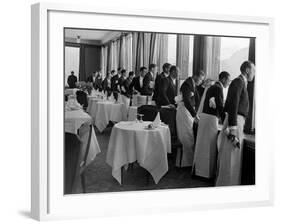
[100,45,108,78]
[176,35,190,79]
[193,35,221,80]
[157,34,168,74]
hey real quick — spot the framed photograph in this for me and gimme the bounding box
[31,2,274,221]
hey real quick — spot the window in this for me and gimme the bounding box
[65,46,80,86]
[220,37,250,80]
[167,34,177,65]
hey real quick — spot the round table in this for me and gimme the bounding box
[106,121,171,184]
[94,101,126,132]
[65,109,101,166]
[87,96,103,119]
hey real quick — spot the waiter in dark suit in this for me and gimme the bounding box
[102,72,112,96]
[94,71,103,91]
[193,71,231,178]
[67,71,78,88]
[118,69,127,93]
[142,64,157,96]
[86,72,96,89]
[111,68,122,101]
[157,65,178,107]
[121,71,134,97]
[216,61,255,186]
[152,63,171,103]
[129,67,147,95]
[175,70,205,167]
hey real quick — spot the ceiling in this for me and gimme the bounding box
[64,29,121,43]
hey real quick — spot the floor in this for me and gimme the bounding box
[81,124,214,194]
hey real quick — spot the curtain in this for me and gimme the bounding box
[193,35,221,80]
[149,33,158,65]
[176,35,190,79]
[124,33,133,72]
[143,33,151,67]
[135,32,144,74]
[79,44,86,81]
[132,32,138,73]
[245,38,256,133]
[100,45,108,78]
[156,34,168,74]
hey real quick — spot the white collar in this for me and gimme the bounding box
[218,81,224,88]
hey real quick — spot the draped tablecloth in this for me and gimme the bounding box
[65,109,101,166]
[86,96,103,119]
[65,88,79,96]
[94,101,126,132]
[106,121,171,184]
[127,106,138,121]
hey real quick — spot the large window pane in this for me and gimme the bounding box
[65,46,80,86]
[220,37,250,79]
[167,34,177,65]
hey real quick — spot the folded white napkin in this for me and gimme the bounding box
[153,112,161,127]
[109,94,115,102]
[65,97,82,110]
[209,97,216,109]
[117,93,122,103]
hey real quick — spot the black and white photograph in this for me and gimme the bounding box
[64,28,256,194]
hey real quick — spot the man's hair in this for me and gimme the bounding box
[169,65,178,74]
[128,71,134,77]
[194,69,205,78]
[140,66,147,72]
[162,63,171,71]
[219,71,230,81]
[71,71,74,74]
[111,70,115,74]
[121,69,126,74]
[117,67,122,72]
[149,63,157,70]
[240,61,253,73]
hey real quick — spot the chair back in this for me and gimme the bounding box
[77,123,93,171]
[137,105,158,121]
[76,90,88,110]
[64,132,81,194]
[160,107,177,138]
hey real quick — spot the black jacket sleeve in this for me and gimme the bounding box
[158,78,171,105]
[225,79,243,126]
[142,73,153,96]
[181,82,197,117]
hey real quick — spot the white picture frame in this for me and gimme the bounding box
[31,2,275,221]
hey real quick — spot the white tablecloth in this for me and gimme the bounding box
[127,106,138,121]
[65,109,92,134]
[106,121,171,184]
[65,88,79,96]
[65,109,100,166]
[95,101,126,132]
[86,97,103,119]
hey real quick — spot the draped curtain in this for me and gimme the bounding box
[108,41,118,72]
[193,35,221,80]
[100,45,108,78]
[156,34,168,74]
[79,45,86,81]
[176,35,190,79]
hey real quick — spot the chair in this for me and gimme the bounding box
[76,90,88,110]
[64,133,81,194]
[137,105,158,121]
[64,124,93,194]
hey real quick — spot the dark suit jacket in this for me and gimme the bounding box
[67,74,77,88]
[202,82,224,120]
[111,74,120,92]
[180,77,200,117]
[95,76,103,91]
[142,72,154,96]
[157,76,176,106]
[224,75,249,126]
[152,72,166,101]
[102,78,112,95]
[121,77,133,97]
[129,76,144,94]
